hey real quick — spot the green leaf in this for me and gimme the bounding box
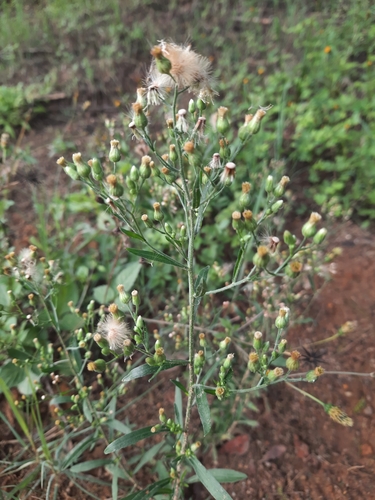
[195,386,212,436]
[134,440,165,474]
[93,285,115,304]
[187,456,233,499]
[114,261,142,291]
[122,360,188,382]
[0,362,26,389]
[174,379,183,427]
[171,379,188,395]
[62,435,93,469]
[104,426,166,454]
[120,228,144,241]
[7,348,31,361]
[187,468,247,484]
[82,398,93,423]
[194,265,209,298]
[69,458,113,473]
[127,248,186,269]
[232,246,244,282]
[120,478,171,500]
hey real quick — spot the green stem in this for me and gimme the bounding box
[285,381,325,407]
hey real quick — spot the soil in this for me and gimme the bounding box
[1,103,375,500]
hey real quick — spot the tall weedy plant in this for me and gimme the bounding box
[54,40,351,498]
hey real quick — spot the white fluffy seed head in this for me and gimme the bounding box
[97,314,131,351]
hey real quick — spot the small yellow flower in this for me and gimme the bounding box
[366,60,372,66]
[243,77,249,84]
[258,67,265,75]
[324,46,331,54]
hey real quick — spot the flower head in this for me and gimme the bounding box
[97,314,131,351]
[325,404,353,427]
[149,40,217,102]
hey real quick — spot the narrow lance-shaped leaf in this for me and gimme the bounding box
[127,248,187,269]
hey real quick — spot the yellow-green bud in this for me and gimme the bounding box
[153,202,164,222]
[253,246,270,268]
[271,200,284,213]
[132,102,148,129]
[109,140,121,163]
[302,212,322,238]
[286,351,301,371]
[265,175,274,193]
[283,230,297,248]
[275,307,290,329]
[90,157,104,181]
[140,155,152,179]
[216,106,230,135]
[253,331,263,350]
[150,45,172,75]
[129,165,139,182]
[87,359,106,373]
[274,176,290,197]
[188,99,196,113]
[313,228,327,245]
[196,98,206,111]
[72,153,91,178]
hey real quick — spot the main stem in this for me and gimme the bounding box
[173,201,196,499]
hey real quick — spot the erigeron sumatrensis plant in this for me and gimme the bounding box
[52,40,355,498]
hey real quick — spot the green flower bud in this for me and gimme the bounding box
[109,140,121,163]
[87,359,106,373]
[132,103,148,129]
[151,45,172,74]
[90,157,104,181]
[145,356,156,366]
[196,98,206,111]
[153,202,164,222]
[188,99,196,113]
[141,214,153,228]
[274,176,290,198]
[223,353,234,369]
[278,339,287,353]
[283,230,297,248]
[165,222,175,238]
[216,106,230,135]
[129,165,139,182]
[219,337,231,351]
[239,182,252,210]
[131,290,139,307]
[215,386,226,400]
[72,152,91,178]
[248,352,259,372]
[246,108,268,135]
[238,113,253,142]
[117,284,131,304]
[253,331,263,350]
[286,351,301,371]
[313,228,327,245]
[232,211,243,232]
[106,174,124,198]
[64,166,80,181]
[265,175,274,193]
[139,155,152,179]
[194,350,205,374]
[267,367,284,381]
[253,246,270,268]
[154,347,166,365]
[123,338,135,356]
[126,177,137,191]
[275,307,290,329]
[302,212,322,238]
[199,332,207,347]
[271,200,284,213]
[243,210,257,231]
[169,144,178,163]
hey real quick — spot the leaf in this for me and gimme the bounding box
[187,468,248,484]
[174,380,183,427]
[82,398,93,423]
[122,360,188,382]
[232,246,244,282]
[61,435,93,469]
[194,265,209,298]
[171,379,188,396]
[120,228,144,241]
[134,441,165,474]
[120,478,171,500]
[195,386,212,436]
[127,248,186,269]
[0,362,26,389]
[7,348,31,361]
[114,261,142,291]
[104,426,166,454]
[69,459,113,473]
[187,456,233,500]
[93,285,115,304]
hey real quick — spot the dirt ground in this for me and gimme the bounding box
[1,104,375,499]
